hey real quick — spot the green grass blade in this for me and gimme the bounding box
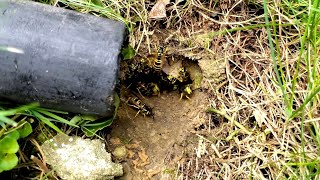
[0,103,39,116]
[290,68,320,119]
[30,110,63,133]
[34,108,69,114]
[263,0,289,114]
[0,116,17,126]
[289,0,319,115]
[35,110,78,127]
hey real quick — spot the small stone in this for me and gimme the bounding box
[112,146,127,160]
[41,134,123,180]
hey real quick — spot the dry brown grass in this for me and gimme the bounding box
[169,0,320,179]
[35,0,320,179]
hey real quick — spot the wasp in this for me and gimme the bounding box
[147,47,166,72]
[177,67,189,82]
[149,82,160,96]
[179,84,193,100]
[155,47,166,72]
[135,82,160,97]
[153,58,163,72]
[127,96,154,118]
[167,75,177,84]
[135,81,150,96]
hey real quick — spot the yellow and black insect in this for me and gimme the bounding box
[180,84,193,100]
[135,81,150,96]
[149,82,160,96]
[127,96,154,117]
[153,58,162,72]
[147,47,166,72]
[167,75,177,84]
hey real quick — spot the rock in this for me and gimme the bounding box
[41,134,123,180]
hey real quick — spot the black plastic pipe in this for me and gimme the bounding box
[0,0,126,116]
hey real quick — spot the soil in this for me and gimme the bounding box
[108,90,209,179]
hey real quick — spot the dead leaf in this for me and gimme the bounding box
[138,149,149,163]
[253,108,267,127]
[173,154,183,162]
[130,147,150,167]
[149,0,170,19]
[127,149,136,159]
[109,137,122,145]
[147,169,162,178]
[31,155,49,173]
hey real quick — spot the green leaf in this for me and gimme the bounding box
[17,122,33,138]
[121,45,136,60]
[81,117,113,137]
[0,153,18,171]
[0,136,19,154]
[59,0,129,28]
[69,115,83,125]
[81,93,120,136]
[6,130,20,140]
[80,114,99,121]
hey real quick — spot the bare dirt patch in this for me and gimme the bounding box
[108,90,209,179]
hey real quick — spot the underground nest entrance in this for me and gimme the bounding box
[120,48,203,117]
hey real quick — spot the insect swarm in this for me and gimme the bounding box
[121,45,195,118]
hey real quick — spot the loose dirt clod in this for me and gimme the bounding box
[112,146,127,161]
